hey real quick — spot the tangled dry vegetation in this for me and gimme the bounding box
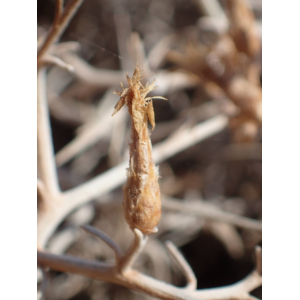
[37,0,262,299]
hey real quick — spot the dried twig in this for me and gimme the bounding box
[61,52,125,87]
[37,226,262,300]
[43,54,74,72]
[208,221,245,259]
[165,241,197,291]
[152,114,228,163]
[120,229,149,273]
[55,88,116,166]
[81,225,123,263]
[148,33,178,71]
[162,196,262,231]
[37,68,60,199]
[37,0,84,68]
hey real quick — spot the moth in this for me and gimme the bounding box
[113,65,167,234]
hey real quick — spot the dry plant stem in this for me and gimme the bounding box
[81,226,148,274]
[37,229,261,300]
[154,71,199,95]
[55,110,113,166]
[163,197,262,231]
[37,67,60,198]
[152,114,228,163]
[81,225,123,263]
[53,0,64,27]
[165,241,197,291]
[43,55,74,72]
[120,229,149,273]
[148,34,177,71]
[61,52,125,87]
[193,271,261,300]
[208,221,244,258]
[37,0,84,68]
[55,89,116,166]
[37,251,199,300]
[49,41,81,54]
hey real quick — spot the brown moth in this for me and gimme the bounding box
[112,64,167,234]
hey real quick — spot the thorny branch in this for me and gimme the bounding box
[38,226,262,300]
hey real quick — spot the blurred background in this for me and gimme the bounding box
[37,0,262,299]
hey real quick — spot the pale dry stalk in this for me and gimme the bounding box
[37,0,84,68]
[38,226,262,300]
